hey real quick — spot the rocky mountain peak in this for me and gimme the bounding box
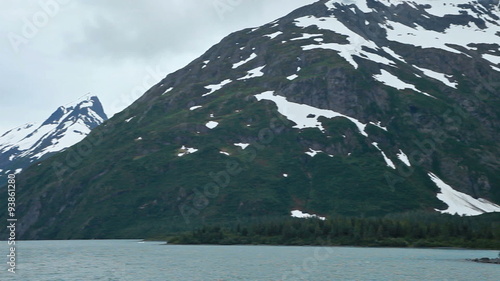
[0,95,108,178]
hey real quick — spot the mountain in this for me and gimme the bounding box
[5,0,500,240]
[0,96,107,178]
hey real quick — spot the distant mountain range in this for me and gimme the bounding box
[4,0,500,240]
[0,96,107,178]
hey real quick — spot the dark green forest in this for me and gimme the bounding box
[167,212,500,249]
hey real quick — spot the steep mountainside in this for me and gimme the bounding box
[0,96,107,179]
[4,0,500,239]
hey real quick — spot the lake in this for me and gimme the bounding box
[2,240,498,280]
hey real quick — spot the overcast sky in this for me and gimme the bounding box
[0,0,314,133]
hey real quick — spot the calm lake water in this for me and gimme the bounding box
[1,240,498,280]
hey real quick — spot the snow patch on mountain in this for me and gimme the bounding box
[325,0,372,14]
[305,148,333,158]
[382,47,405,62]
[407,1,463,17]
[178,146,198,157]
[295,15,378,69]
[291,210,326,220]
[255,91,368,136]
[264,31,283,39]
[482,54,500,65]
[0,123,37,151]
[232,53,257,69]
[360,50,395,66]
[383,20,500,55]
[373,69,434,98]
[189,106,203,111]
[237,66,265,80]
[31,120,90,159]
[414,66,457,89]
[203,79,232,96]
[369,121,387,131]
[206,121,219,129]
[372,142,396,169]
[305,148,322,157]
[290,33,323,41]
[491,65,500,72]
[397,149,411,167]
[429,172,500,216]
[162,87,173,95]
[234,143,250,149]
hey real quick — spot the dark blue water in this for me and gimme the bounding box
[2,240,498,280]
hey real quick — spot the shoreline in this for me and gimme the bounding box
[163,241,499,251]
[468,258,500,264]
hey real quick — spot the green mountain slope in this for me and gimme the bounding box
[3,0,500,239]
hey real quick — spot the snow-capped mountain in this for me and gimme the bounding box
[5,0,500,239]
[0,96,107,178]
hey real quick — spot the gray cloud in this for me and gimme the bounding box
[0,0,314,133]
[65,0,312,60]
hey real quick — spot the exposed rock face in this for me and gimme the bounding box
[2,0,500,239]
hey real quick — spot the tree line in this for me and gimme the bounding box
[167,212,500,249]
